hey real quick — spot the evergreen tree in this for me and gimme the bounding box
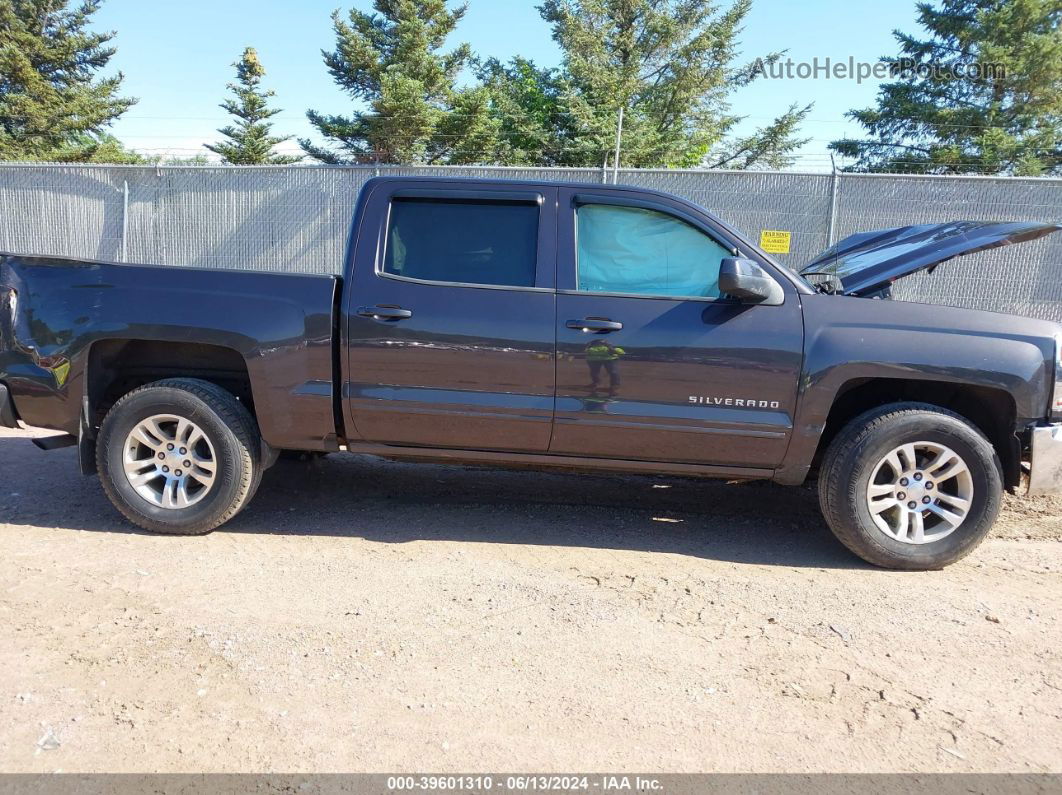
[478,57,568,165]
[0,0,137,162]
[205,47,301,165]
[520,0,810,168]
[831,0,1062,175]
[301,1,498,164]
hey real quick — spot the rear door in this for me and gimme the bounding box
[344,181,557,452]
[551,188,804,469]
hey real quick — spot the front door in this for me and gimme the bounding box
[551,189,804,469]
[345,182,557,452]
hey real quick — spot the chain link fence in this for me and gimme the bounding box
[0,164,1059,319]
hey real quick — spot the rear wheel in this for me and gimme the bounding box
[96,378,261,534]
[818,402,1002,569]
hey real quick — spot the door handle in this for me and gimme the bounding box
[566,318,623,333]
[357,305,413,320]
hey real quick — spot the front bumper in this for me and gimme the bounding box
[1028,423,1062,495]
[0,382,19,428]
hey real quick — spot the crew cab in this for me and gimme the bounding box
[2,176,1061,569]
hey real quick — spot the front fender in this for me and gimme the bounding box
[775,294,1057,484]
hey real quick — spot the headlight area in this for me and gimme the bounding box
[1052,334,1062,421]
[1026,335,1062,495]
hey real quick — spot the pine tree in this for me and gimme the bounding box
[301,1,500,164]
[831,0,1062,175]
[520,0,811,168]
[205,47,300,165]
[0,0,137,162]
[478,57,568,165]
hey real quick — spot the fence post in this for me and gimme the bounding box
[826,155,840,248]
[120,179,129,263]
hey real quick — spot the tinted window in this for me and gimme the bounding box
[384,198,538,287]
[576,204,731,298]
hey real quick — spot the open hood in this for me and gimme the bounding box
[799,221,1062,297]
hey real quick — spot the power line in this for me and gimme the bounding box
[119,111,1054,134]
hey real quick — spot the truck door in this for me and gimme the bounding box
[344,181,556,452]
[551,188,803,469]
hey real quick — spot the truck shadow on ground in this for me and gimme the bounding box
[0,437,866,569]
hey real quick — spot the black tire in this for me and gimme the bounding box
[818,402,1002,570]
[96,378,262,534]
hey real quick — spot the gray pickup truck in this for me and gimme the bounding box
[2,176,1061,569]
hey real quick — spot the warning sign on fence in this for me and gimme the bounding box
[759,229,791,254]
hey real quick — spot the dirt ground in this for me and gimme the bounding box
[1,424,1060,773]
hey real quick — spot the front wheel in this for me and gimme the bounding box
[818,402,1002,570]
[96,378,262,534]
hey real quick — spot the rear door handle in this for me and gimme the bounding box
[357,305,413,320]
[566,318,623,332]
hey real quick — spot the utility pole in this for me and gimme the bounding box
[612,106,624,185]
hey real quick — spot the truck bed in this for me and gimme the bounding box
[0,253,339,452]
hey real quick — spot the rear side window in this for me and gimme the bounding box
[383,198,538,288]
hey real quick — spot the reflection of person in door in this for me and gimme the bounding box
[585,339,626,397]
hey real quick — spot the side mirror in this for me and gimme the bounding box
[718,257,784,305]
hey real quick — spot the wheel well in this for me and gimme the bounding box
[813,378,1021,491]
[87,340,253,430]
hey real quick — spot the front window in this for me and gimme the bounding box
[575,204,731,298]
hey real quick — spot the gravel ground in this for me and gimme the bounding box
[1,424,1060,773]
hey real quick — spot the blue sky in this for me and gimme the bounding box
[95,0,920,171]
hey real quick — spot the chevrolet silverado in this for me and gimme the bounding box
[2,176,1061,569]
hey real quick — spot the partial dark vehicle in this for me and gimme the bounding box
[2,177,1061,570]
